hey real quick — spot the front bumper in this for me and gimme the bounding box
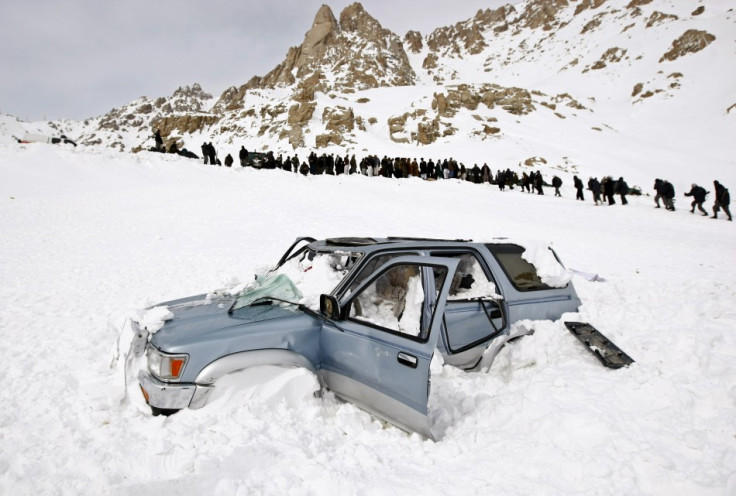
[139,371,212,410]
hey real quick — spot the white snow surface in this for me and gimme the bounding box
[1,143,736,495]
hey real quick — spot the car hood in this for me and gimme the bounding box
[149,293,307,349]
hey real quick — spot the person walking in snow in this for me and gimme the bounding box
[534,171,544,195]
[224,153,233,167]
[653,178,665,208]
[616,176,629,205]
[552,175,562,197]
[521,172,531,193]
[662,180,676,211]
[574,175,584,201]
[711,180,732,221]
[497,170,507,191]
[684,183,709,216]
[588,177,602,205]
[603,176,615,205]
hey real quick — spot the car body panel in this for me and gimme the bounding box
[319,256,459,439]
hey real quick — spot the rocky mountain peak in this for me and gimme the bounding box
[256,2,414,95]
[298,5,341,67]
[339,2,381,36]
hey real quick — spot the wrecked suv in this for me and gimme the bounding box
[128,237,580,438]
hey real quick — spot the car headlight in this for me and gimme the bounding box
[147,346,188,381]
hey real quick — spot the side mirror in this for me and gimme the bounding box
[320,294,341,320]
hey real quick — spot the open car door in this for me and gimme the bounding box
[319,256,458,439]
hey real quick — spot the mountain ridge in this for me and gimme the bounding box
[8,0,735,185]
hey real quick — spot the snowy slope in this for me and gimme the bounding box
[0,142,735,494]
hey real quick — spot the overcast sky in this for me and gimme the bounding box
[1,0,509,122]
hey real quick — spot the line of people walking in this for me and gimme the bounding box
[153,130,732,223]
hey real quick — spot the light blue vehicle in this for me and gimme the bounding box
[131,237,581,438]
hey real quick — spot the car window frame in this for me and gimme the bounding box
[427,248,501,302]
[341,259,451,344]
[485,243,560,292]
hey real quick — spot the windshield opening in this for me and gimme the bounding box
[233,249,362,311]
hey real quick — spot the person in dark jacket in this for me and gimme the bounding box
[588,177,602,205]
[662,180,676,211]
[224,153,234,167]
[153,129,164,152]
[239,146,249,167]
[684,183,709,215]
[603,176,615,205]
[574,175,584,201]
[552,175,562,197]
[711,180,732,221]
[207,142,217,166]
[615,177,629,205]
[522,172,531,193]
[653,178,664,208]
[201,142,209,164]
[534,171,544,195]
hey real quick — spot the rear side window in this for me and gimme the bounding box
[486,244,552,292]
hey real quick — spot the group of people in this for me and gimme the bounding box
[681,180,732,221]
[653,178,732,221]
[570,175,631,206]
[153,131,732,222]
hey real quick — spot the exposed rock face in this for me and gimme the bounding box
[284,102,317,148]
[89,83,215,146]
[323,106,355,133]
[660,29,716,62]
[404,30,423,53]
[425,5,514,62]
[433,84,535,117]
[588,47,628,70]
[256,2,415,95]
[152,115,219,137]
[574,0,608,16]
[416,119,441,145]
[646,11,678,28]
[315,132,343,148]
[520,0,569,30]
[167,84,213,113]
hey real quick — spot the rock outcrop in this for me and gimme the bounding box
[660,29,716,62]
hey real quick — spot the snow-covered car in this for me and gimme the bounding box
[128,237,580,438]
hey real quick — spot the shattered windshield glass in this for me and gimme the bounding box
[233,249,362,311]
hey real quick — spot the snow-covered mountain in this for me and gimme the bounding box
[5,0,736,186]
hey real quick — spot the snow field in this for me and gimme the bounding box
[0,145,735,495]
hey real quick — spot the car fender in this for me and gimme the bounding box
[189,349,319,409]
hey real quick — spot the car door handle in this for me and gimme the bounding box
[397,352,418,369]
